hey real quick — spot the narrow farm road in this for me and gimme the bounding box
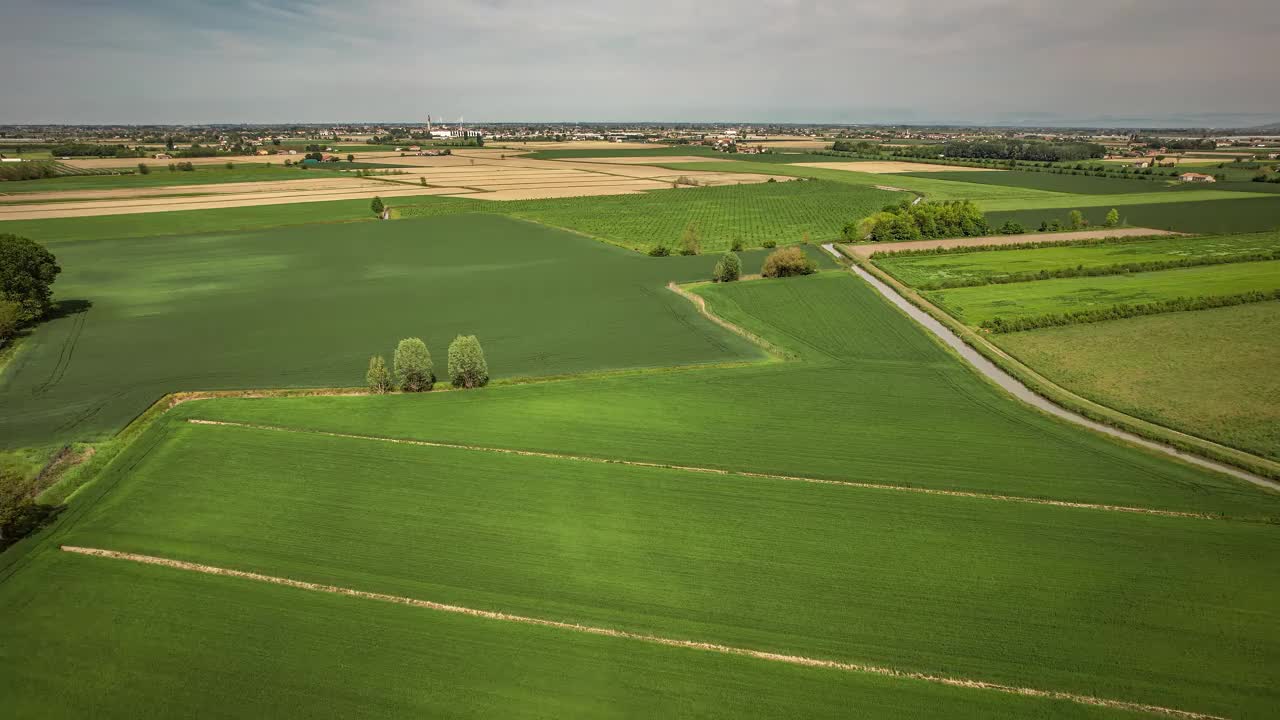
[820,243,1280,493]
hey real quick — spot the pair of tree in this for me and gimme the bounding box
[712,251,741,282]
[366,336,489,393]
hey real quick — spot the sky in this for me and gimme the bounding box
[2,0,1278,127]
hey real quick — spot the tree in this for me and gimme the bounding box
[347,154,355,162]
[648,242,670,257]
[679,223,701,255]
[0,234,61,324]
[225,161,234,170]
[447,335,490,389]
[761,247,817,278]
[0,300,20,346]
[1104,208,1120,227]
[419,177,427,187]
[365,355,392,394]
[712,251,741,282]
[370,196,385,217]
[137,163,150,175]
[393,338,434,391]
[1067,210,1085,230]
[0,468,56,550]
[730,237,745,252]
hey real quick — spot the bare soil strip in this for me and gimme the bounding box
[846,228,1182,258]
[59,545,1226,720]
[184,418,1211,519]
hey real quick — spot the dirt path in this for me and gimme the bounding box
[822,243,1280,493]
[59,545,1226,720]
[845,227,1181,258]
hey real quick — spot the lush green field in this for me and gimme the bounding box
[177,273,1280,517]
[876,231,1280,288]
[1,271,1276,718]
[0,550,1142,720]
[911,170,1195,195]
[925,260,1280,326]
[396,180,901,251]
[994,301,1280,461]
[986,195,1280,234]
[18,415,1267,718]
[0,163,348,194]
[976,188,1269,212]
[0,215,774,448]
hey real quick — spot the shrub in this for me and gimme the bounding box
[370,196,385,217]
[0,471,57,551]
[761,247,816,278]
[393,338,434,391]
[137,163,150,175]
[730,237,745,252]
[419,177,427,186]
[997,221,1026,235]
[762,239,777,248]
[712,251,741,282]
[648,243,670,257]
[1105,208,1121,227]
[679,223,701,255]
[447,335,490,389]
[365,355,392,394]
[225,161,234,170]
[1068,209,1085,230]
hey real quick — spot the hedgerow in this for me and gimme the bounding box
[908,251,1280,290]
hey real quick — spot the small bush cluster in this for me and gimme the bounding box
[367,335,489,393]
[847,200,990,242]
[980,290,1280,333]
[761,247,817,278]
[712,251,741,282]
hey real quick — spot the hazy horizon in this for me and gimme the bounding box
[2,0,1278,128]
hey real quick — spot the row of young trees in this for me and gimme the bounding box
[366,336,489,393]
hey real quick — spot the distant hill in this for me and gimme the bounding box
[1236,121,1280,133]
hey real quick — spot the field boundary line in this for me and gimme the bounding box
[60,545,1227,720]
[666,282,793,360]
[184,418,1214,519]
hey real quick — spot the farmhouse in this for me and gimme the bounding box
[1178,172,1216,183]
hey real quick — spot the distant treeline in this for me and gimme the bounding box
[1140,138,1216,151]
[980,290,1280,333]
[831,139,1105,162]
[48,143,146,158]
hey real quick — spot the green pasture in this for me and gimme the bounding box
[976,188,1268,213]
[658,161,1068,202]
[986,195,1280,234]
[0,550,1141,720]
[910,170,1192,195]
[995,301,1280,461]
[396,180,900,251]
[0,215,781,448]
[926,260,1280,326]
[876,231,1280,288]
[180,273,1278,517]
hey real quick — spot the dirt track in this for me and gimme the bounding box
[844,227,1181,258]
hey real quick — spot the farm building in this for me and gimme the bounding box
[153,153,172,159]
[1178,172,1217,183]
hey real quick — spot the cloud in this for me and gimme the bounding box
[1,0,1277,125]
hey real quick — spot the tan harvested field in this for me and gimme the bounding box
[796,161,998,174]
[569,156,732,165]
[843,227,1181,258]
[58,155,285,170]
[0,184,470,220]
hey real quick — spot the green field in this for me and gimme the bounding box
[2,270,1277,718]
[395,180,901,251]
[0,551,1145,720]
[658,161,1069,202]
[925,260,1280,326]
[0,163,348,194]
[986,195,1280,234]
[994,301,1280,461]
[0,215,780,448]
[910,170,1196,194]
[976,188,1269,212]
[876,231,1280,288]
